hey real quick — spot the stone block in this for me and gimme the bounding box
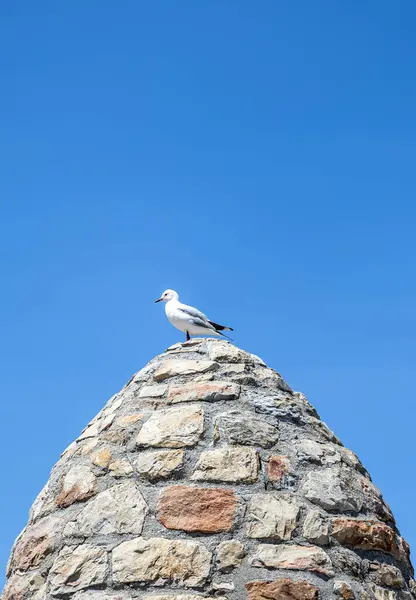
[372,564,405,589]
[158,485,238,533]
[206,340,247,362]
[267,455,290,482]
[49,545,108,595]
[168,381,240,403]
[216,540,245,570]
[56,465,96,508]
[216,411,278,448]
[192,446,258,483]
[246,579,319,600]
[301,467,364,512]
[139,384,168,398]
[136,405,204,448]
[143,596,224,600]
[154,360,218,381]
[108,459,134,477]
[11,515,62,572]
[332,518,396,553]
[250,544,333,576]
[246,493,300,539]
[135,449,184,481]
[72,593,135,600]
[369,584,401,600]
[63,482,148,537]
[78,414,115,441]
[333,580,355,599]
[296,439,341,465]
[303,510,330,545]
[116,414,144,426]
[112,536,211,587]
[29,483,55,523]
[2,572,46,600]
[91,447,112,468]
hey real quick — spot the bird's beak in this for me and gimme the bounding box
[154,298,163,303]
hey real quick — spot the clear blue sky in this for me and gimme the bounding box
[1,1,415,584]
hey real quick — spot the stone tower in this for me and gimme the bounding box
[2,339,414,600]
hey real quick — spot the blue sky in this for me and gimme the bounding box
[1,1,415,584]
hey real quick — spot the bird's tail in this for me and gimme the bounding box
[218,330,234,341]
[208,320,233,332]
[208,320,234,341]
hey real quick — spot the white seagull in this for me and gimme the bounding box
[155,289,233,341]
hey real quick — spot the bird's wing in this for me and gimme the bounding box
[177,302,209,323]
[188,317,218,332]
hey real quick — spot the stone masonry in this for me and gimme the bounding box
[2,339,414,600]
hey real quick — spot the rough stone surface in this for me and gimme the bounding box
[207,340,248,363]
[332,518,397,553]
[267,455,290,482]
[372,564,406,588]
[296,439,341,465]
[369,584,402,600]
[71,594,135,600]
[91,446,112,468]
[136,404,204,447]
[139,383,167,397]
[192,446,259,483]
[303,509,330,545]
[63,481,148,537]
[2,339,413,600]
[2,572,47,600]
[246,494,300,539]
[135,449,184,481]
[246,579,319,600]
[116,413,144,426]
[76,438,99,457]
[154,359,218,381]
[108,458,134,476]
[29,482,56,523]
[333,580,355,599]
[78,413,115,441]
[168,381,240,403]
[216,540,245,570]
[158,485,238,533]
[216,411,279,447]
[48,545,108,595]
[250,543,334,576]
[301,466,367,512]
[55,465,96,508]
[11,515,62,571]
[112,536,211,586]
[143,596,224,600]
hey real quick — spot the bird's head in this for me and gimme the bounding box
[154,289,179,303]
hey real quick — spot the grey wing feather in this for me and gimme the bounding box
[189,317,217,331]
[178,304,209,322]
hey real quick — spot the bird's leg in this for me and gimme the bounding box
[186,331,191,342]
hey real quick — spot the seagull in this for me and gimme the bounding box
[155,289,233,341]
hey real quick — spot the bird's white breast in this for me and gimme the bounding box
[165,301,188,333]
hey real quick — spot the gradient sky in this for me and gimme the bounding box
[1,1,416,585]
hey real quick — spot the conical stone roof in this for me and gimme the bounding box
[2,339,414,600]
